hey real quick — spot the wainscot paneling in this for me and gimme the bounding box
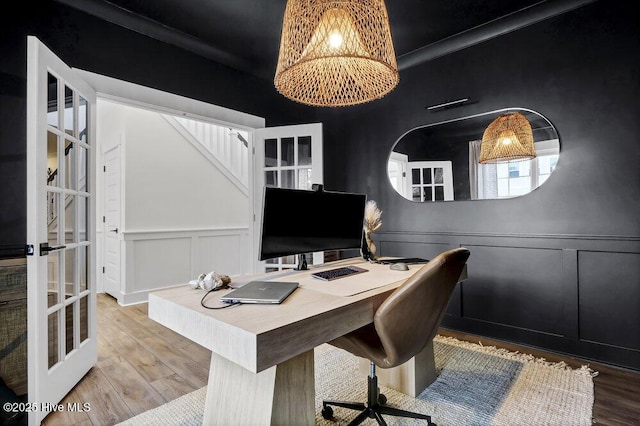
[118,227,250,305]
[196,234,245,277]
[578,251,640,351]
[131,238,192,292]
[377,231,640,371]
[459,245,564,335]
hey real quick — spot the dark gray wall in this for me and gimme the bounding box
[318,1,640,370]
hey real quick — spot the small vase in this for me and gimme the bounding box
[361,231,377,261]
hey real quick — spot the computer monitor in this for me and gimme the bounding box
[259,186,366,261]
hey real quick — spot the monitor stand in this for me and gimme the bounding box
[294,253,308,271]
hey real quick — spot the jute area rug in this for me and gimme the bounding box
[118,335,596,426]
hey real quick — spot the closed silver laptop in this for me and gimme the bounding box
[220,281,298,304]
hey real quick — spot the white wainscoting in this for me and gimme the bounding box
[115,227,251,305]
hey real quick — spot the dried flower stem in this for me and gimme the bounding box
[363,200,382,234]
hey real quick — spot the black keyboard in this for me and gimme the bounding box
[311,265,368,281]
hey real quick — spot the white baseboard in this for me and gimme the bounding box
[104,282,187,306]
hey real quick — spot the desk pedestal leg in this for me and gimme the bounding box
[204,350,315,425]
[358,339,437,397]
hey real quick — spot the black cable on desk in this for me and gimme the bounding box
[200,288,241,310]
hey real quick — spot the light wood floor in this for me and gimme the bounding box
[43,294,212,426]
[42,293,640,425]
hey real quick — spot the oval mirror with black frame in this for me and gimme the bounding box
[387,108,560,202]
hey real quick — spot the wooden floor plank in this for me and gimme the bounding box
[118,299,213,368]
[96,335,123,369]
[116,299,188,348]
[41,387,91,426]
[71,367,133,425]
[150,373,199,403]
[126,329,210,390]
[112,295,213,369]
[99,355,167,415]
[105,304,210,389]
[98,316,176,383]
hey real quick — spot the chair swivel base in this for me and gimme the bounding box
[321,375,436,426]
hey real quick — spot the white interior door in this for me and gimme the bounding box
[387,151,409,198]
[253,123,323,273]
[102,144,121,299]
[26,36,97,425]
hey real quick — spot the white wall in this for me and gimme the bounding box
[96,98,127,234]
[123,105,249,229]
[96,100,251,304]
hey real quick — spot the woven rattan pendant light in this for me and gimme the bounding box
[274,0,399,107]
[479,112,537,163]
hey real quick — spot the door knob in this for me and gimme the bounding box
[40,242,67,256]
[109,228,118,233]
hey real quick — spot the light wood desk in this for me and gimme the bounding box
[148,258,439,425]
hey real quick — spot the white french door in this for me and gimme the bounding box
[253,123,323,273]
[26,36,97,425]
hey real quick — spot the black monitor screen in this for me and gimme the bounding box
[259,186,366,260]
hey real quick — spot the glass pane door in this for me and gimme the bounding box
[253,124,323,273]
[408,161,455,201]
[45,78,91,363]
[27,36,97,424]
[264,135,314,271]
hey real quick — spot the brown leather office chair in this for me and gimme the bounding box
[321,247,471,426]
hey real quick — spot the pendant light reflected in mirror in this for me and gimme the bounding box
[479,112,537,164]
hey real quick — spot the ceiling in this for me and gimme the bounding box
[59,0,589,80]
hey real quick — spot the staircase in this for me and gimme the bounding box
[46,142,86,233]
[46,116,250,232]
[162,115,250,194]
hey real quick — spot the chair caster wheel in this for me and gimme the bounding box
[321,405,334,420]
[378,393,387,405]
